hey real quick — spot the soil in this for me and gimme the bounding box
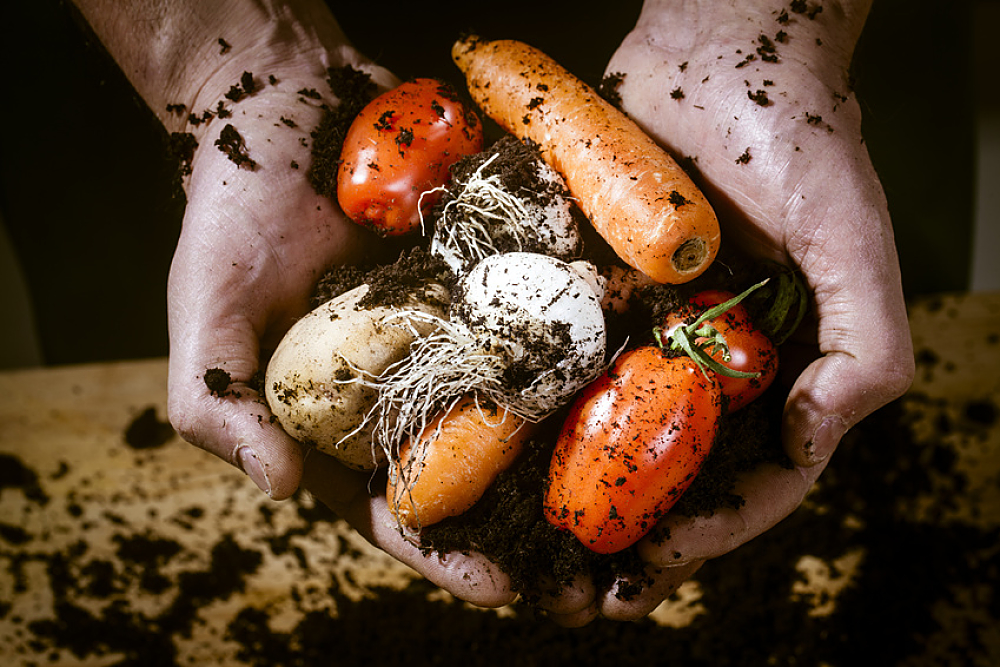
[123,407,174,450]
[307,66,379,200]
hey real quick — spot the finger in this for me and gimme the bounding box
[784,203,914,467]
[303,451,517,609]
[544,601,600,628]
[166,224,308,499]
[532,574,596,616]
[598,560,703,622]
[167,333,305,500]
[638,461,827,566]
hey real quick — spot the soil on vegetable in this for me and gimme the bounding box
[307,66,379,200]
[439,135,586,259]
[446,135,562,211]
[300,84,802,595]
[415,247,792,599]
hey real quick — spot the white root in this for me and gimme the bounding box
[427,148,580,275]
[352,253,607,488]
[264,283,448,470]
[429,154,531,269]
[350,311,505,466]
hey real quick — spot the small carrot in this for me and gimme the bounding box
[452,36,720,285]
[388,393,535,532]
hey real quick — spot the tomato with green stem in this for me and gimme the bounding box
[657,281,778,412]
[337,78,483,236]
[544,346,722,554]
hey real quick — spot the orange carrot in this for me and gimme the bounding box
[452,36,720,285]
[388,394,535,532]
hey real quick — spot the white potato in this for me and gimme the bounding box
[265,282,448,470]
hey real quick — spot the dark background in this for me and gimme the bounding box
[0,0,975,366]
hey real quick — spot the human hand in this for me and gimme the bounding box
[140,0,522,610]
[535,0,915,623]
[164,46,396,500]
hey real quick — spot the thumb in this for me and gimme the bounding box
[165,229,307,499]
[167,321,306,500]
[783,244,914,468]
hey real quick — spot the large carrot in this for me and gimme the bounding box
[388,394,535,532]
[452,36,720,285]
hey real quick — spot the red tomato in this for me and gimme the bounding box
[544,347,722,554]
[662,290,778,412]
[337,78,483,236]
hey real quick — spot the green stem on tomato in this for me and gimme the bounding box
[653,279,769,380]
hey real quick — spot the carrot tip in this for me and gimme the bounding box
[671,237,710,274]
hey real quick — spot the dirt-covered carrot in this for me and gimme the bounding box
[452,36,720,285]
[389,394,535,532]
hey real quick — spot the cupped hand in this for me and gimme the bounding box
[162,44,519,609]
[165,58,390,499]
[538,0,915,622]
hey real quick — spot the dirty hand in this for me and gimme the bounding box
[536,0,914,624]
[150,5,521,609]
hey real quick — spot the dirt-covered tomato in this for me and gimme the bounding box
[337,78,483,236]
[544,346,722,554]
[660,288,778,412]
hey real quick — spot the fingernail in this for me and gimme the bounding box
[237,445,272,497]
[806,416,847,464]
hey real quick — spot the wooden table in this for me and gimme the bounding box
[2,292,999,666]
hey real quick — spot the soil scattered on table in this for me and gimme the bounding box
[3,370,998,666]
[124,406,175,450]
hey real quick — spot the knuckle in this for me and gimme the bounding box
[166,393,234,464]
[873,342,916,403]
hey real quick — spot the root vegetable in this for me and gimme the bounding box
[389,394,535,532]
[429,136,580,275]
[452,36,720,285]
[265,282,449,470]
[599,265,658,315]
[367,252,607,476]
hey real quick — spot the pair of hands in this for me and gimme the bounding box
[160,0,913,625]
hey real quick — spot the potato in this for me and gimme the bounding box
[265,282,449,470]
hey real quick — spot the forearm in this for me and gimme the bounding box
[70,0,359,134]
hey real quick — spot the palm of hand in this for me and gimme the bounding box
[607,10,879,268]
[541,5,914,624]
[167,89,377,499]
